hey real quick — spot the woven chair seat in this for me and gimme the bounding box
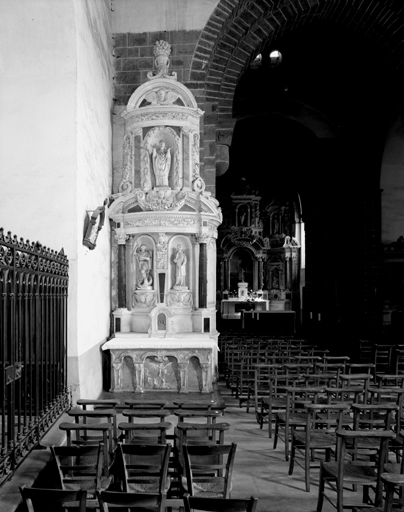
[323,461,377,484]
[181,476,229,498]
[127,476,171,493]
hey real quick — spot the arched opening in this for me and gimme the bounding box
[215,19,401,346]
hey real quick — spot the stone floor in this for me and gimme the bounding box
[104,378,362,512]
[3,377,378,512]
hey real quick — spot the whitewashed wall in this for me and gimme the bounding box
[0,0,113,401]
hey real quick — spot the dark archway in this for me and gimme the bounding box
[210,3,403,346]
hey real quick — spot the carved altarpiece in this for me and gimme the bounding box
[218,192,301,314]
[104,41,222,393]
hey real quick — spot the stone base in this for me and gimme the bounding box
[102,334,218,393]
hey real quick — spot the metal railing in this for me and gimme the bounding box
[0,228,70,486]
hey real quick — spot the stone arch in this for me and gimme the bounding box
[193,0,404,123]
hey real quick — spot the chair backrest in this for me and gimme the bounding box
[97,490,166,512]
[325,386,364,405]
[19,485,87,512]
[112,442,171,494]
[183,494,258,512]
[118,421,172,444]
[125,400,168,410]
[352,403,398,431]
[182,443,237,498]
[51,444,104,493]
[304,403,351,434]
[59,421,113,476]
[335,429,395,506]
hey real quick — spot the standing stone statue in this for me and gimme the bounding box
[173,244,187,288]
[152,140,171,187]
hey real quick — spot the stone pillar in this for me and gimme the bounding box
[201,362,210,393]
[258,257,264,290]
[115,231,129,308]
[198,239,208,308]
[253,259,259,290]
[178,362,189,393]
[284,249,292,290]
[134,362,144,393]
[111,359,123,392]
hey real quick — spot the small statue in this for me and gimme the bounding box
[152,140,171,187]
[173,244,187,288]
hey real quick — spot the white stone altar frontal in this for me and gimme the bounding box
[104,41,222,393]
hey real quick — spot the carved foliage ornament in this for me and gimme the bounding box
[124,216,196,228]
[135,189,187,212]
[147,40,177,81]
[133,291,156,308]
[119,134,133,194]
[166,291,193,308]
[157,233,168,269]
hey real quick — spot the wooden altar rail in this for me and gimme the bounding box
[0,228,70,486]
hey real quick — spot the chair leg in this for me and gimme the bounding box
[273,417,278,449]
[317,464,325,512]
[305,444,311,492]
[337,472,344,512]
[288,435,295,476]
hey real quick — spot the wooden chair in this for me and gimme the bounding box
[59,421,113,477]
[181,443,237,498]
[260,367,289,439]
[288,402,351,491]
[67,407,119,446]
[51,444,111,504]
[118,421,172,445]
[175,422,230,447]
[183,494,258,512]
[19,485,87,512]
[110,442,171,494]
[249,363,282,425]
[317,429,395,512]
[354,472,404,512]
[97,490,166,512]
[125,399,168,409]
[273,385,325,461]
[122,408,171,424]
[76,398,120,410]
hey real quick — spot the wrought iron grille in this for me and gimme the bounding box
[0,228,70,486]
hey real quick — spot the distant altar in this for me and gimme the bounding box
[104,41,222,393]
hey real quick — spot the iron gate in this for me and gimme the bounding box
[0,228,70,486]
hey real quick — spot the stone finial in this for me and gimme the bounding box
[147,40,177,81]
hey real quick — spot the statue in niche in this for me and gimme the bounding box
[173,244,187,289]
[135,244,153,289]
[152,140,171,187]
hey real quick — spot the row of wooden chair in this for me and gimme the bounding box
[19,487,258,512]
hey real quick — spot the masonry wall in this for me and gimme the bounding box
[112,0,219,196]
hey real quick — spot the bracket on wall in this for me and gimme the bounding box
[83,198,108,250]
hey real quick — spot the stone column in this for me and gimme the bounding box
[201,362,211,393]
[111,359,123,392]
[178,363,189,393]
[134,362,144,393]
[198,236,208,308]
[253,259,259,290]
[258,257,264,290]
[115,231,129,308]
[284,249,291,290]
